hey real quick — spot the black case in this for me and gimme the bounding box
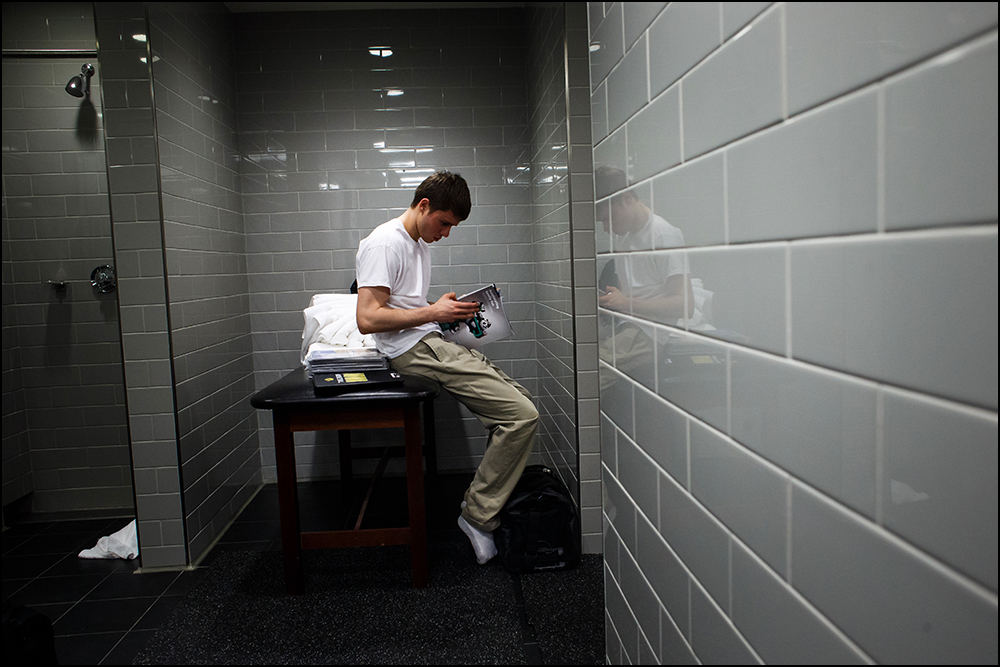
[2,606,59,664]
[494,464,581,573]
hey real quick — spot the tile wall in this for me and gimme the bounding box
[231,6,540,482]
[523,1,602,552]
[94,1,187,568]
[2,3,132,516]
[147,1,260,565]
[591,2,997,664]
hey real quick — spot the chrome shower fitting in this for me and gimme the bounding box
[65,63,95,98]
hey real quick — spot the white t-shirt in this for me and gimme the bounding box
[615,210,685,300]
[356,218,439,358]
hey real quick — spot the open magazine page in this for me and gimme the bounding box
[438,283,513,349]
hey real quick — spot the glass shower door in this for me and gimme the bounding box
[2,56,133,519]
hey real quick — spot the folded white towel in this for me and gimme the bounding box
[301,294,377,367]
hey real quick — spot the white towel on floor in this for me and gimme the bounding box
[78,519,139,560]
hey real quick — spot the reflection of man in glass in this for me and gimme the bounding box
[596,165,693,322]
[596,166,714,387]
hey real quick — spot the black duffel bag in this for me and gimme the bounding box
[494,464,581,573]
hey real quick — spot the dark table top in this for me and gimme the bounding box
[250,366,440,410]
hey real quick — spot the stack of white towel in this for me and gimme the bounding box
[300,294,377,368]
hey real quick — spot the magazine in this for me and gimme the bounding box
[438,283,513,349]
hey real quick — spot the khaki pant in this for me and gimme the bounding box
[390,332,538,532]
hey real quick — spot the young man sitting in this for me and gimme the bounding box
[355,171,538,565]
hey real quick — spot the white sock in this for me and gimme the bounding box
[458,514,497,565]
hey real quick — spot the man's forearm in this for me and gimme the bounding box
[357,301,438,335]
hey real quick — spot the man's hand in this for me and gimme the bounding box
[357,286,481,334]
[434,292,481,323]
[598,285,630,313]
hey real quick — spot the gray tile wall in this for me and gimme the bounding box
[233,7,538,481]
[2,3,133,515]
[95,1,185,568]
[148,1,260,566]
[2,112,31,513]
[591,2,997,664]
[525,0,573,516]
[523,2,601,553]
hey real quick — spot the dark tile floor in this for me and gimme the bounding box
[1,472,482,665]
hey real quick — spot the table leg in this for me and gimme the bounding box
[338,429,353,516]
[273,409,303,595]
[422,400,437,477]
[404,404,428,588]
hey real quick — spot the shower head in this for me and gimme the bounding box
[66,63,95,98]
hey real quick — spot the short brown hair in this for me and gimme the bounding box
[411,171,471,221]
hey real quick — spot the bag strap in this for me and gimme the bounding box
[524,510,541,570]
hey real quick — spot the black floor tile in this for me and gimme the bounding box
[4,473,594,666]
[54,630,125,666]
[18,601,74,626]
[133,594,185,631]
[42,552,139,578]
[101,628,157,665]
[162,567,208,597]
[83,570,181,601]
[1,552,64,581]
[7,531,98,557]
[5,573,108,606]
[53,596,158,635]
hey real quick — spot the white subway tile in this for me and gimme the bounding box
[634,383,688,485]
[721,2,772,41]
[624,2,667,49]
[617,433,659,524]
[727,90,879,242]
[661,605,698,664]
[730,347,877,518]
[682,6,782,158]
[885,37,998,231]
[626,85,681,183]
[594,125,627,199]
[608,34,649,132]
[589,2,624,90]
[687,244,787,355]
[605,562,640,663]
[604,464,638,561]
[659,468,731,605]
[690,421,788,575]
[648,1,722,98]
[590,81,608,144]
[731,540,869,664]
[637,512,690,641]
[650,153,726,247]
[792,483,999,664]
[690,581,761,664]
[882,388,998,591]
[790,230,998,410]
[657,329,728,434]
[588,2,606,39]
[620,546,664,655]
[786,3,999,115]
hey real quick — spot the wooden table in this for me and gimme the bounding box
[250,367,439,593]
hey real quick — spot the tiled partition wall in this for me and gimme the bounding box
[232,6,537,481]
[2,3,132,515]
[523,2,602,552]
[94,2,186,568]
[591,2,998,664]
[148,2,260,564]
